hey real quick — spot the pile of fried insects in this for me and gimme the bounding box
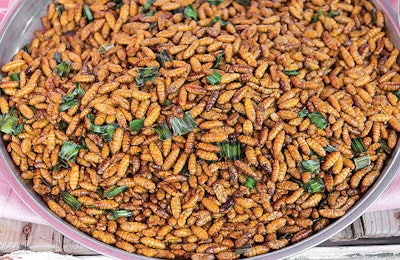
[1,0,400,258]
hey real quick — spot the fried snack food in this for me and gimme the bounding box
[1,0,400,258]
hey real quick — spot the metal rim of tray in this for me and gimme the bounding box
[0,1,399,259]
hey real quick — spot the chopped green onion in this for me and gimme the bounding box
[153,121,172,140]
[13,123,24,135]
[311,10,323,23]
[327,10,339,18]
[109,210,132,220]
[325,144,338,152]
[305,177,325,194]
[377,139,390,153]
[351,137,366,154]
[54,52,62,64]
[96,187,104,198]
[59,99,78,111]
[61,191,82,211]
[207,0,225,5]
[87,115,118,142]
[289,177,304,187]
[58,120,68,131]
[234,0,250,6]
[113,0,123,8]
[301,159,320,173]
[56,5,65,17]
[170,111,197,136]
[283,70,300,76]
[83,5,94,23]
[142,0,155,14]
[206,70,221,85]
[354,155,371,171]
[59,141,81,162]
[157,50,172,67]
[79,136,87,149]
[149,21,158,29]
[394,89,400,100]
[98,43,115,54]
[235,245,252,255]
[371,8,377,25]
[218,140,241,161]
[144,10,156,16]
[164,99,172,106]
[184,5,198,21]
[243,176,256,189]
[181,163,190,176]
[55,61,72,78]
[106,185,127,199]
[129,118,145,132]
[22,44,31,54]
[308,112,327,129]
[59,83,85,111]
[211,16,221,25]
[0,109,22,135]
[135,66,159,87]
[214,52,225,69]
[10,73,20,82]
[298,108,309,118]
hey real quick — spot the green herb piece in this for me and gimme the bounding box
[59,83,85,111]
[206,0,224,5]
[327,10,339,18]
[371,8,377,24]
[184,5,198,21]
[305,177,325,193]
[0,109,22,135]
[283,70,300,76]
[13,123,24,135]
[58,120,68,131]
[354,155,371,171]
[56,5,65,17]
[211,16,221,25]
[98,43,115,54]
[170,111,197,136]
[308,112,327,129]
[154,121,172,140]
[157,50,172,67]
[59,141,80,162]
[325,144,338,152]
[52,158,69,171]
[394,89,400,100]
[234,0,250,6]
[142,0,155,14]
[377,139,390,153]
[79,136,87,149]
[61,191,82,211]
[10,73,20,82]
[351,137,366,154]
[243,176,256,189]
[301,159,320,173]
[290,177,305,187]
[109,210,132,220]
[311,10,323,23]
[218,140,241,161]
[54,52,62,64]
[235,245,252,255]
[113,0,123,8]
[129,118,145,132]
[149,21,158,29]
[87,115,118,142]
[106,185,127,199]
[298,108,309,118]
[181,163,190,176]
[144,10,156,16]
[135,66,159,87]
[83,5,94,22]
[214,52,225,69]
[22,44,31,54]
[96,187,104,198]
[55,61,72,78]
[164,99,172,106]
[206,70,221,85]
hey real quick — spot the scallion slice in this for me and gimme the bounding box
[59,83,85,111]
[243,176,256,189]
[305,177,325,194]
[308,112,327,129]
[283,70,300,76]
[22,44,31,54]
[56,5,65,17]
[157,50,172,67]
[59,141,81,162]
[113,0,123,8]
[96,187,104,198]
[54,52,62,64]
[298,108,309,118]
[83,5,94,23]
[214,52,225,69]
[142,0,155,14]
[10,73,20,82]
[55,61,72,78]
[211,16,221,25]
[325,144,338,152]
[234,0,250,6]
[170,111,197,136]
[87,115,118,142]
[206,70,221,85]
[154,121,172,140]
[311,10,323,23]
[109,210,132,220]
[377,139,390,153]
[106,185,127,199]
[61,191,82,210]
[0,109,22,135]
[218,140,241,161]
[184,5,198,21]
[371,8,377,24]
[206,0,224,5]
[98,43,115,54]
[129,118,145,132]
[394,89,400,100]
[135,66,159,87]
[327,10,339,18]
[164,99,172,106]
[301,159,320,173]
[354,155,371,170]
[351,137,366,154]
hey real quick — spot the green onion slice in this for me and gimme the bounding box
[305,177,325,194]
[136,66,159,87]
[206,70,221,85]
[54,52,62,64]
[170,111,197,136]
[164,99,172,106]
[10,73,20,82]
[106,185,127,199]
[129,118,145,132]
[218,140,241,161]
[157,50,172,67]
[96,187,104,198]
[113,0,123,8]
[211,16,221,25]
[298,108,309,118]
[283,70,300,76]
[243,176,256,189]
[0,109,22,135]
[61,191,83,211]
[181,163,190,176]
[87,115,118,143]
[311,10,323,23]
[214,52,225,69]
[394,89,400,100]
[154,121,172,140]
[377,139,390,153]
[354,155,371,171]
[109,210,132,220]
[56,5,65,17]
[59,83,85,112]
[83,5,94,23]
[22,44,31,54]
[98,43,115,54]
[301,159,320,173]
[206,0,224,5]
[371,8,377,24]
[59,141,81,162]
[55,61,72,78]
[325,144,338,152]
[234,0,250,6]
[308,112,327,129]
[184,5,198,21]
[142,0,155,13]
[327,10,339,18]
[351,137,366,154]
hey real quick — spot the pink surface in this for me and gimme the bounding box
[0,0,398,225]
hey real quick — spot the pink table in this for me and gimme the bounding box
[0,0,399,225]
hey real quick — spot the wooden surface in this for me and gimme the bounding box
[1,209,400,258]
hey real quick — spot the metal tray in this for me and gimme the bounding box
[0,1,399,259]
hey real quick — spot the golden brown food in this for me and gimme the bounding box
[1,0,400,258]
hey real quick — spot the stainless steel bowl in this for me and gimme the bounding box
[1,1,400,259]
